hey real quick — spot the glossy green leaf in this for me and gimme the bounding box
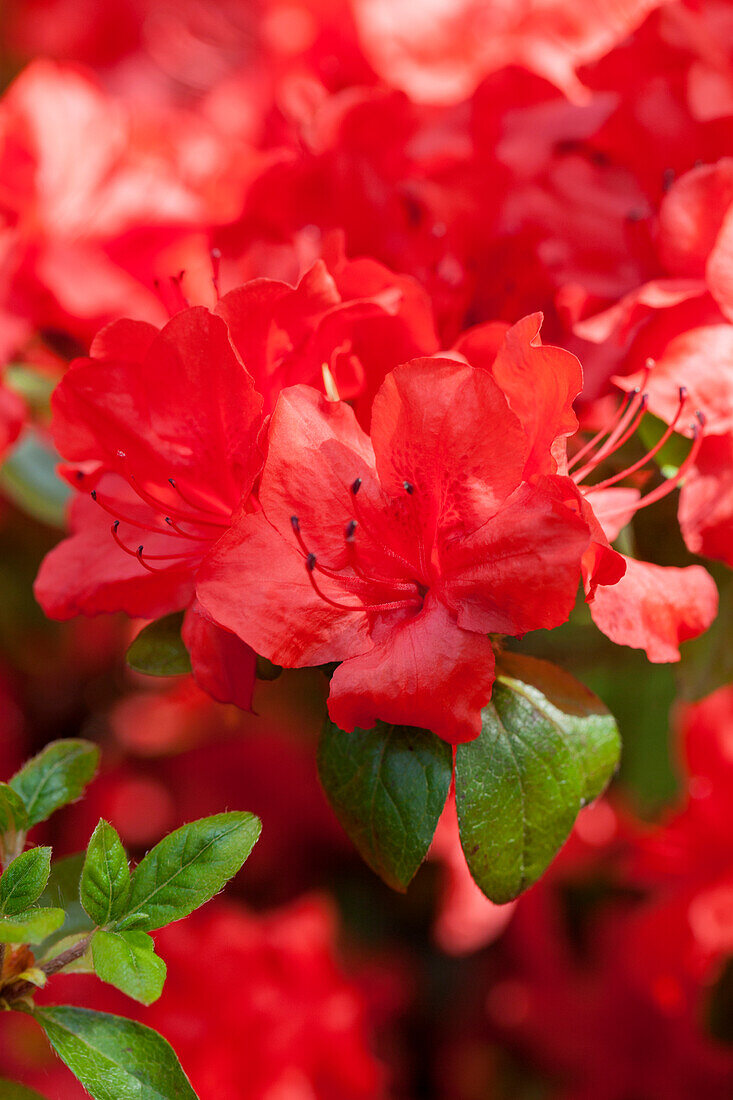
[126,613,192,677]
[0,783,28,835]
[31,1006,197,1100]
[0,847,51,915]
[318,718,453,891]
[455,655,620,904]
[81,820,130,927]
[0,907,65,943]
[0,429,72,529]
[92,930,166,1005]
[0,1079,49,1099]
[10,740,99,827]
[121,812,261,930]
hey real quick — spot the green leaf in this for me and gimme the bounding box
[0,783,28,835]
[92,930,166,1005]
[318,718,453,891]
[0,847,52,915]
[496,653,621,803]
[0,1080,49,1099]
[126,613,192,677]
[0,429,72,529]
[81,820,130,927]
[36,853,93,955]
[31,1006,197,1100]
[0,907,65,943]
[121,812,261,930]
[455,655,620,904]
[4,363,57,411]
[10,739,99,827]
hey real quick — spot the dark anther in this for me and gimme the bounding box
[345,519,357,541]
[696,409,706,426]
[291,515,300,532]
[351,478,362,495]
[137,545,144,555]
[306,552,317,571]
[165,517,173,526]
[113,520,119,531]
[168,478,176,487]
[679,386,688,401]
[90,490,97,500]
[403,481,414,495]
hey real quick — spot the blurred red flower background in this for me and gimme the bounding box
[1,1,733,1097]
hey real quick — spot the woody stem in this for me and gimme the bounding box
[2,932,94,1005]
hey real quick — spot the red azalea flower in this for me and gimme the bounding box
[0,58,261,354]
[462,316,718,661]
[572,161,733,570]
[350,0,670,105]
[214,238,438,424]
[34,306,262,709]
[197,318,591,743]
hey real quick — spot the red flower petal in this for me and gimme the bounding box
[196,510,372,669]
[327,595,496,744]
[370,357,527,538]
[589,557,718,663]
[182,604,257,712]
[441,476,590,635]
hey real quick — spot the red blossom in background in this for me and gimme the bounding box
[34,306,263,708]
[1,0,733,1096]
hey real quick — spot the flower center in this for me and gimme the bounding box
[290,479,426,615]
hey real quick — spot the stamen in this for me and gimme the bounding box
[343,521,419,593]
[584,387,687,494]
[167,478,230,521]
[350,487,418,575]
[91,490,166,534]
[403,480,415,494]
[110,523,201,568]
[567,389,638,472]
[572,387,648,483]
[599,413,704,521]
[163,516,211,541]
[351,478,362,495]
[304,554,421,614]
[570,360,654,478]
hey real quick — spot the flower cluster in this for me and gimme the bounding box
[1,0,733,1094]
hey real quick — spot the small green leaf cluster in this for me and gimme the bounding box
[318,653,620,903]
[0,739,261,1100]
